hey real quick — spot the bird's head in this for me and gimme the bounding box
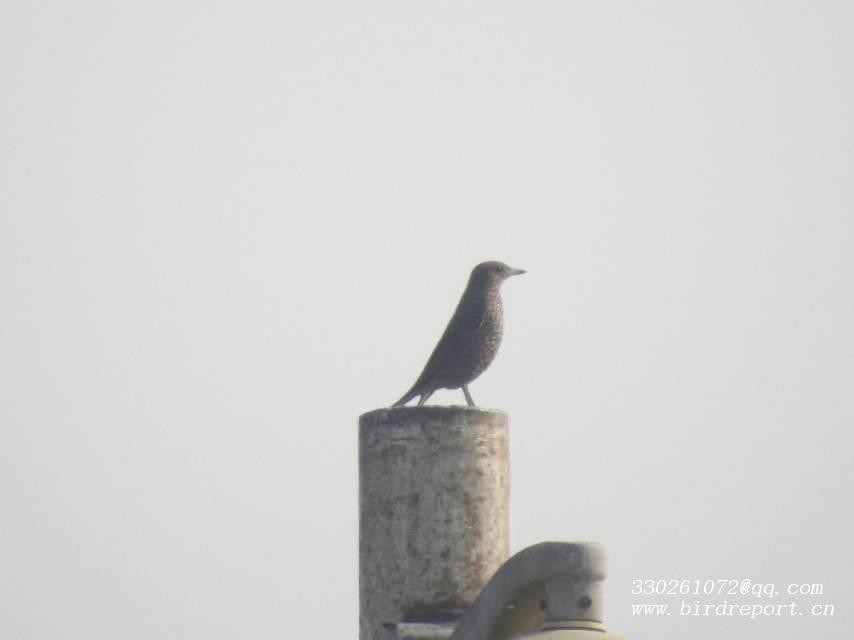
[470,261,526,288]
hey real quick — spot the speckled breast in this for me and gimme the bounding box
[446,293,504,389]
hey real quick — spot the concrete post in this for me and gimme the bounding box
[359,406,510,640]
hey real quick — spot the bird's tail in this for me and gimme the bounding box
[392,388,416,407]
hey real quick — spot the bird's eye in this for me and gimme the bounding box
[495,265,504,272]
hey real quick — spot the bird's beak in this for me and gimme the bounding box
[510,267,526,276]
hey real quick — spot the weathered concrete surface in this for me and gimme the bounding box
[396,622,455,640]
[448,542,614,640]
[359,406,510,640]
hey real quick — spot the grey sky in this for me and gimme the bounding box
[1,2,852,638]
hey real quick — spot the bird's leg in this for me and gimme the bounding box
[417,391,434,406]
[462,385,475,407]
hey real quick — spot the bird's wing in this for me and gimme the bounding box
[414,294,487,387]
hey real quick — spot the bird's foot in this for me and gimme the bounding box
[462,385,476,407]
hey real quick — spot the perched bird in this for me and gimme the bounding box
[393,261,525,408]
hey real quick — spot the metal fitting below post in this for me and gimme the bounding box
[449,542,624,640]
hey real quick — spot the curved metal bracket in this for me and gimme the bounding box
[448,542,613,640]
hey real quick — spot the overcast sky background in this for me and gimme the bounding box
[2,2,852,639]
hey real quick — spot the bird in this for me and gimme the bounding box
[392,261,525,408]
